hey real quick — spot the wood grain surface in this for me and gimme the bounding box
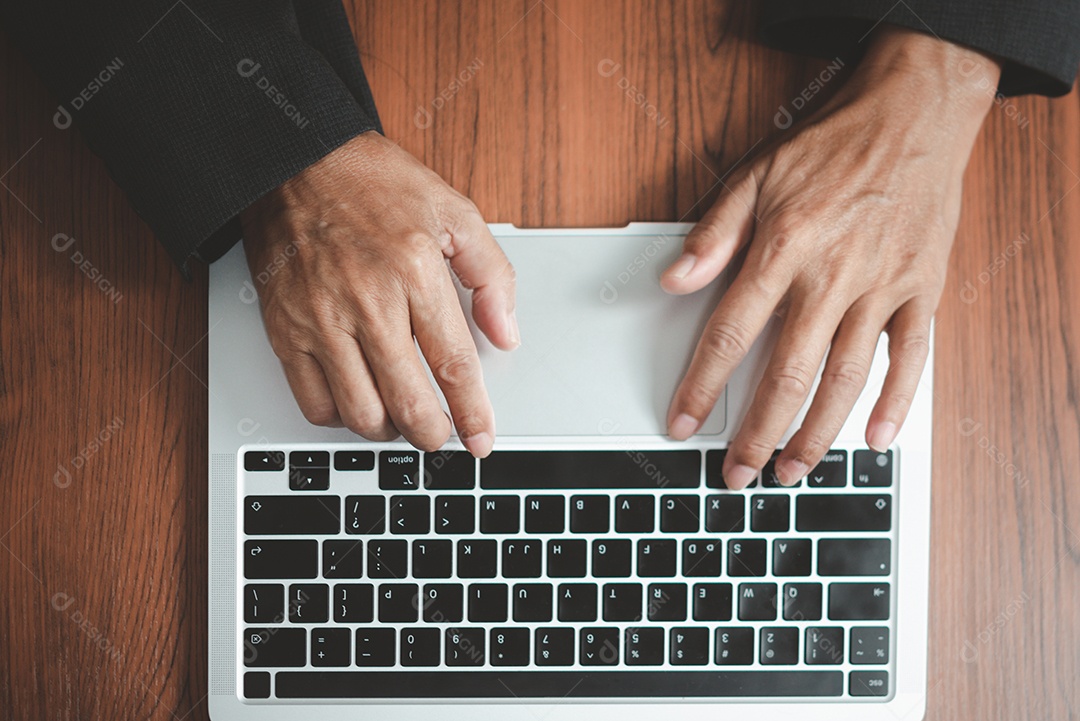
[1,2,1077,719]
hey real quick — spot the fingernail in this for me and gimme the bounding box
[506,310,521,349]
[776,458,809,486]
[462,431,493,458]
[666,253,697,280]
[724,464,757,490]
[668,413,700,441]
[868,421,896,452]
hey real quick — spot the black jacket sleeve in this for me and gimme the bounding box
[759,0,1080,97]
[0,0,382,275]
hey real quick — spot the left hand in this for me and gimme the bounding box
[661,26,1001,488]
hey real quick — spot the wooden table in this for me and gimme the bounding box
[2,2,1077,719]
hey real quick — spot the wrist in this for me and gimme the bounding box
[842,26,1001,145]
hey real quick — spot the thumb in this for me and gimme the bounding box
[661,170,760,295]
[444,207,520,351]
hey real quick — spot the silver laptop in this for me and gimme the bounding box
[208,223,932,720]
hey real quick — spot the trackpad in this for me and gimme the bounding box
[451,231,728,437]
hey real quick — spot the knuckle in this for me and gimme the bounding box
[701,320,751,364]
[431,350,480,389]
[766,360,816,398]
[342,403,392,439]
[823,358,869,393]
[301,401,341,428]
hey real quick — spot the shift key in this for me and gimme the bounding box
[796,495,891,532]
[245,540,318,579]
[245,496,340,535]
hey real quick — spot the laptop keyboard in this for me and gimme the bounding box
[238,446,895,701]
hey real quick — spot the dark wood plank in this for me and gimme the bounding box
[1,2,1077,719]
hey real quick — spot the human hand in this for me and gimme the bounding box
[240,131,519,457]
[662,27,1001,488]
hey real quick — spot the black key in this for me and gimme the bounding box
[290,451,329,468]
[244,627,305,667]
[805,627,844,665]
[333,584,374,623]
[592,539,632,577]
[558,583,597,621]
[434,495,474,535]
[390,496,430,535]
[245,450,284,472]
[715,627,754,665]
[380,450,420,491]
[289,467,330,491]
[490,628,530,666]
[602,583,642,621]
[468,583,508,622]
[400,628,440,666]
[849,670,889,697]
[367,540,407,578]
[535,627,575,666]
[637,539,677,577]
[355,627,396,666]
[660,495,699,532]
[670,627,709,665]
[421,583,464,623]
[783,582,823,621]
[807,450,847,487]
[615,495,654,532]
[706,449,758,489]
[446,628,485,666]
[828,583,890,620]
[243,671,271,699]
[850,626,890,664]
[796,494,891,532]
[580,627,620,666]
[289,582,326,621]
[513,583,553,622]
[323,540,363,578]
[570,495,610,533]
[247,496,339,535]
[693,583,733,621]
[705,494,745,532]
[311,628,351,667]
[412,540,452,578]
[760,627,799,665]
[480,496,519,533]
[334,450,375,471]
[245,540,317,579]
[647,583,687,621]
[773,538,812,576]
[625,628,665,665]
[457,540,497,578]
[818,538,891,576]
[682,539,722,577]
[727,539,767,576]
[378,583,419,623]
[244,584,284,623]
[345,495,385,535]
[546,539,587,577]
[750,494,790,532]
[853,449,893,487]
[481,450,700,489]
[525,495,565,533]
[737,583,777,621]
[761,452,801,487]
[274,670,846,698]
[423,451,475,490]
[502,540,542,578]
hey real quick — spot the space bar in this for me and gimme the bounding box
[275,671,843,698]
[480,450,701,489]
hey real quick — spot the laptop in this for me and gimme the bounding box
[208,222,932,720]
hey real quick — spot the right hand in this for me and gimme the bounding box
[239,131,519,457]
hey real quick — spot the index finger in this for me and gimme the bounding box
[667,267,786,441]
